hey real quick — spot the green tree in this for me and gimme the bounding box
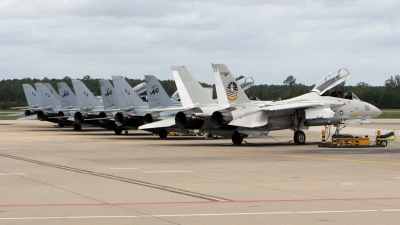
[385,75,400,93]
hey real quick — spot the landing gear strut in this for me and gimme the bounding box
[294,130,306,144]
[333,123,346,146]
[232,131,243,145]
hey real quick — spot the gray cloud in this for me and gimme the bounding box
[1,0,399,86]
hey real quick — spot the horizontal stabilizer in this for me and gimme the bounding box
[16,115,38,120]
[139,117,176,129]
[7,113,24,116]
[48,116,72,119]
[228,111,268,128]
[83,117,113,121]
[11,106,29,109]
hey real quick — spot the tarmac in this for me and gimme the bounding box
[0,119,399,224]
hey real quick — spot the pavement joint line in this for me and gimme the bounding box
[1,209,400,220]
[0,153,230,202]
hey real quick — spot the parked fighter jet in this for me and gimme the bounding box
[71,79,118,131]
[139,66,224,136]
[17,84,42,117]
[209,64,382,144]
[111,75,148,131]
[34,83,76,127]
[11,84,42,120]
[111,75,181,135]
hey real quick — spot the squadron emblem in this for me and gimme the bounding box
[226,81,238,101]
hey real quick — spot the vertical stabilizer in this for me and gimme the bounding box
[35,83,61,109]
[44,83,60,101]
[112,76,147,109]
[22,84,41,108]
[145,75,174,109]
[72,80,103,110]
[100,79,119,109]
[57,83,79,109]
[171,65,215,108]
[212,64,251,107]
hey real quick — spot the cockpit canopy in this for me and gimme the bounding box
[312,68,350,95]
[343,92,359,100]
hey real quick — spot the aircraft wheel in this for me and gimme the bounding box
[197,130,204,136]
[114,127,123,135]
[381,140,388,146]
[73,124,82,131]
[294,131,306,144]
[58,123,65,127]
[232,131,243,145]
[159,128,168,139]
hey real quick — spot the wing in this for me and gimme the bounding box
[139,117,176,130]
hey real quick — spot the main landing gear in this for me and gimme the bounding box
[159,128,168,139]
[294,130,306,144]
[232,131,244,145]
[114,127,123,135]
[73,124,82,131]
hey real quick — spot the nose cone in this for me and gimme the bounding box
[370,104,382,118]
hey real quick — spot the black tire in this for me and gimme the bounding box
[232,131,243,145]
[294,131,306,144]
[381,140,388,146]
[159,128,168,139]
[73,124,82,131]
[114,127,123,135]
[58,123,65,127]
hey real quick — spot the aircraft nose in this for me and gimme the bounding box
[370,104,382,118]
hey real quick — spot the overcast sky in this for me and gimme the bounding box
[1,0,399,86]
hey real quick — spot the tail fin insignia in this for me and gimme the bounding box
[226,82,238,101]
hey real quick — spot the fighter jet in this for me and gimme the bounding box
[15,84,42,119]
[34,83,77,127]
[45,82,81,128]
[139,66,226,137]
[210,64,382,144]
[111,75,183,136]
[111,75,148,132]
[71,79,119,132]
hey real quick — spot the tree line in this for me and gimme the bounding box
[1,75,399,109]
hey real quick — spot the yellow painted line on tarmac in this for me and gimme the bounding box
[0,153,229,202]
